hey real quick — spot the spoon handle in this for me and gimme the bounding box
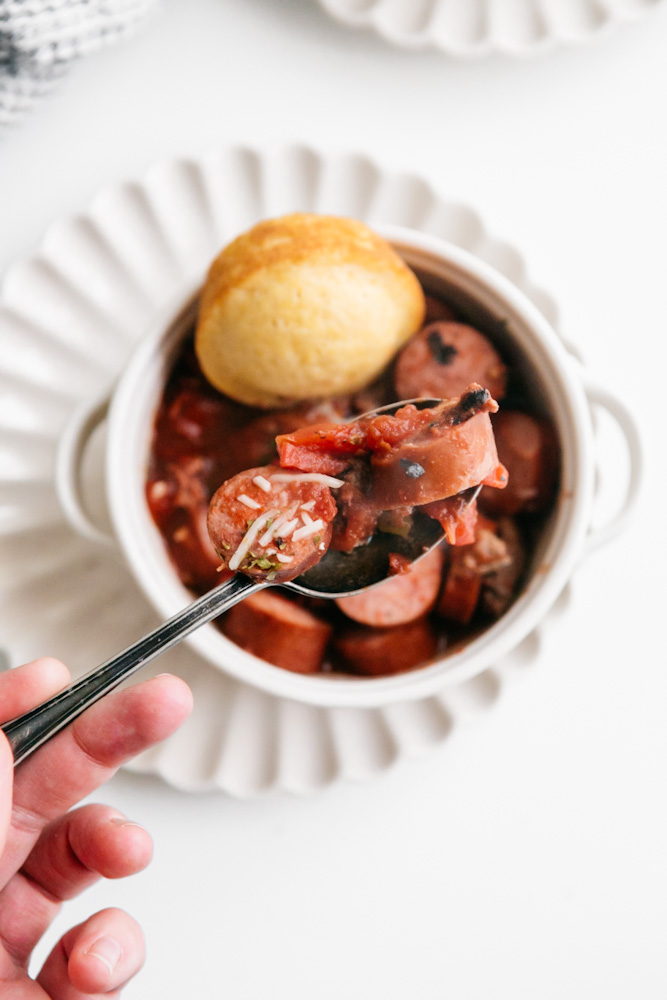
[2,574,262,766]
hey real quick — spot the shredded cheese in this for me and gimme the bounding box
[252,475,273,493]
[238,494,261,510]
[276,553,294,564]
[279,518,299,538]
[270,472,344,488]
[299,499,316,511]
[292,519,324,542]
[228,509,281,571]
[258,503,299,547]
[301,510,314,525]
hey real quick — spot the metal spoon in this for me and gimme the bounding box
[2,399,480,765]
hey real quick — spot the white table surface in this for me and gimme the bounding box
[2,1,666,997]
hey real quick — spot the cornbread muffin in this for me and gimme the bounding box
[195,213,426,408]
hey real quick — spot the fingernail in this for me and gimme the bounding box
[109,817,146,830]
[86,935,122,976]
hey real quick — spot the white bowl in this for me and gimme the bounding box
[56,226,642,709]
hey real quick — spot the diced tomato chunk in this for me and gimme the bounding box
[422,496,479,546]
[482,462,509,489]
[276,441,350,476]
[277,421,365,454]
[364,404,435,452]
[276,421,367,474]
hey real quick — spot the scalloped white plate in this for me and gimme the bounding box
[316,0,661,57]
[0,143,569,796]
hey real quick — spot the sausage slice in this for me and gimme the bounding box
[369,386,507,508]
[333,617,439,676]
[480,409,559,516]
[223,591,332,674]
[335,545,444,626]
[207,466,339,582]
[395,321,507,402]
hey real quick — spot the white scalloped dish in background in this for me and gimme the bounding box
[0,144,573,797]
[316,0,662,57]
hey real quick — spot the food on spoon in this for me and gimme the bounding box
[195,213,426,408]
[275,385,506,506]
[365,387,507,508]
[206,467,340,582]
[208,387,507,585]
[395,321,507,402]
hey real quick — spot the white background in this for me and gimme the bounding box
[2,1,666,997]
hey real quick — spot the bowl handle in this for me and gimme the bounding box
[581,374,644,555]
[56,394,116,548]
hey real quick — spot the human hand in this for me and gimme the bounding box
[0,657,192,997]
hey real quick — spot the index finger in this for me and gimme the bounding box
[1,673,192,885]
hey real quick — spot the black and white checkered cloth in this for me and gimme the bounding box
[0,0,159,127]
